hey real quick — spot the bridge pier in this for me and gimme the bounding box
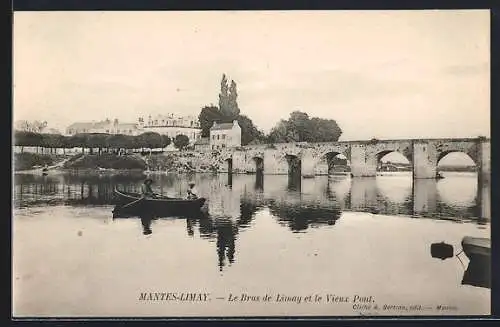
[412,142,437,179]
[478,140,490,183]
[350,144,377,177]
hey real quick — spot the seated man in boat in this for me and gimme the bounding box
[186,181,198,200]
[141,178,158,199]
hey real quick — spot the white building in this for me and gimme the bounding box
[137,113,202,144]
[65,119,141,136]
[210,120,241,150]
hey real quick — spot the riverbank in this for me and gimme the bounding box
[14,153,148,174]
[14,153,69,172]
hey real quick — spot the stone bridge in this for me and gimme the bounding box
[214,137,490,181]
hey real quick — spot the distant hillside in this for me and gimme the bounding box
[437,165,477,172]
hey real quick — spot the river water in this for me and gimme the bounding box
[12,171,490,317]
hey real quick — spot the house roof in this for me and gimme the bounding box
[210,122,234,131]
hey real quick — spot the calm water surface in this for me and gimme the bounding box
[13,172,490,317]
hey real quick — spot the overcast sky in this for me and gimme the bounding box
[13,10,489,141]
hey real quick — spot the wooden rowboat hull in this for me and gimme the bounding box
[113,189,206,217]
[462,236,490,258]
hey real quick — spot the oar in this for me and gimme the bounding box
[121,197,145,209]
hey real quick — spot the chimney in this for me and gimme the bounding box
[233,120,238,126]
[212,121,217,127]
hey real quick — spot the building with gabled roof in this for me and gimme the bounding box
[209,120,241,150]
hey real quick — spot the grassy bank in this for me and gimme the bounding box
[63,153,147,170]
[14,153,56,171]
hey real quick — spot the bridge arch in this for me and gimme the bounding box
[224,157,233,173]
[437,150,477,166]
[376,150,412,173]
[436,151,477,177]
[252,157,264,173]
[314,151,350,175]
[245,153,264,173]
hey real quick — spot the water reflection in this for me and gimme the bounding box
[14,172,490,273]
[215,219,237,271]
[14,172,490,221]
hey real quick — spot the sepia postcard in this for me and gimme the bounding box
[12,10,491,318]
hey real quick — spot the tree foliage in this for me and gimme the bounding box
[173,134,190,150]
[198,74,262,145]
[13,130,171,154]
[199,105,222,137]
[218,73,240,118]
[267,111,342,143]
[237,115,265,146]
[15,120,48,133]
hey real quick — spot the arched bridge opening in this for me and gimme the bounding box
[325,152,349,175]
[376,150,412,175]
[252,157,264,174]
[437,151,477,177]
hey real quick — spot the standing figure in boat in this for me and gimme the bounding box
[186,181,198,200]
[141,178,158,199]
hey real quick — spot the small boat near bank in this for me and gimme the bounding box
[430,236,491,289]
[462,236,490,258]
[113,188,206,217]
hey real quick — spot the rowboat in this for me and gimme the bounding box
[113,188,206,217]
[430,236,490,289]
[462,236,490,258]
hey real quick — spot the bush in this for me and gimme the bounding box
[14,153,54,171]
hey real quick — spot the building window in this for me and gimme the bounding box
[129,130,132,133]
[106,130,109,133]
[217,135,220,140]
[212,135,215,140]
[222,134,226,139]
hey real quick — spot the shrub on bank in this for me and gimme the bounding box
[14,153,54,171]
[63,154,146,170]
